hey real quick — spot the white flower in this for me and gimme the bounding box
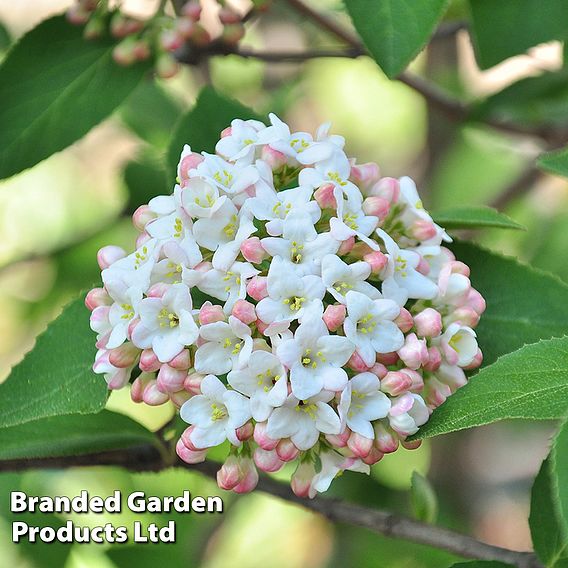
[377,228,439,305]
[181,177,228,219]
[343,290,404,367]
[309,450,369,497]
[261,211,339,276]
[150,241,201,286]
[321,254,380,302]
[227,351,288,421]
[215,118,267,164]
[329,191,378,243]
[194,315,253,375]
[190,153,259,195]
[256,256,325,326]
[106,286,143,349]
[266,391,341,450]
[438,323,478,367]
[388,393,429,436]
[197,261,259,313]
[338,372,391,438]
[180,375,251,448]
[277,314,354,399]
[248,183,321,236]
[131,283,199,363]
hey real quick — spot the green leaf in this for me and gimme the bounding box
[124,149,168,213]
[469,0,568,69]
[120,79,182,148]
[529,456,568,567]
[449,562,513,568]
[432,206,524,230]
[474,71,568,129]
[0,411,156,460]
[412,336,568,440]
[0,16,148,180]
[166,86,262,183]
[0,296,106,429]
[555,418,568,542]
[450,242,568,365]
[343,0,449,78]
[410,471,438,524]
[538,147,568,178]
[0,20,11,51]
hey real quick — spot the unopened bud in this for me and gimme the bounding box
[370,177,400,203]
[254,447,284,473]
[97,245,126,269]
[362,196,390,219]
[395,307,414,332]
[155,53,179,79]
[381,371,413,396]
[85,287,111,311]
[323,304,346,332]
[184,372,204,395]
[246,276,268,301]
[157,364,186,393]
[276,438,300,461]
[347,431,373,458]
[240,237,267,264]
[363,251,388,274]
[414,308,442,338]
[253,422,278,450]
[199,302,225,324]
[109,342,139,368]
[232,299,257,325]
[314,183,337,209]
[176,439,207,464]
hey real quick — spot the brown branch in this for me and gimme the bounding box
[489,166,543,210]
[0,446,542,568]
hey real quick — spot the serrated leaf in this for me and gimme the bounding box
[0,296,107,428]
[343,0,449,78]
[450,242,568,366]
[120,79,182,148]
[538,147,568,178]
[469,0,568,69]
[0,411,156,460]
[410,471,438,524]
[412,336,568,440]
[166,86,262,183]
[124,150,168,213]
[432,206,524,231]
[555,418,568,544]
[0,16,148,180]
[529,456,568,567]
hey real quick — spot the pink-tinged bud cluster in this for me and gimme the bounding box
[66,0,257,79]
[87,114,485,498]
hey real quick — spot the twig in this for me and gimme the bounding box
[489,166,543,210]
[0,446,543,568]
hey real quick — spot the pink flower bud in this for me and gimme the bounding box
[410,220,438,241]
[157,364,187,393]
[199,302,225,324]
[175,17,195,39]
[232,299,256,325]
[66,6,90,25]
[347,431,373,458]
[109,342,139,368]
[254,448,285,473]
[170,390,191,407]
[369,362,388,379]
[106,367,131,390]
[363,251,388,274]
[374,422,399,454]
[350,162,381,191]
[447,306,480,327]
[97,245,126,270]
[376,352,399,366]
[256,320,269,335]
[370,177,400,203]
[85,288,111,311]
[398,333,428,370]
[169,349,191,370]
[323,304,346,332]
[219,7,241,24]
[135,232,151,249]
[276,438,300,461]
[401,439,422,451]
[424,376,451,408]
[220,127,232,138]
[90,306,110,334]
[395,307,414,332]
[139,349,161,372]
[314,183,337,209]
[180,425,201,451]
[414,308,442,338]
[362,446,384,465]
[147,282,170,299]
[217,456,241,490]
[347,350,371,373]
[380,371,413,396]
[182,1,202,20]
[362,196,390,219]
[450,261,470,277]
[132,205,157,231]
[261,145,288,170]
[466,288,486,315]
[337,236,355,255]
[401,368,424,393]
[132,40,150,61]
[463,348,483,370]
[240,237,267,264]
[253,422,279,450]
[179,152,204,186]
[184,372,204,395]
[246,276,268,301]
[156,53,180,79]
[160,29,185,52]
[112,39,137,66]
[221,23,246,45]
[291,461,316,498]
[236,422,254,441]
[423,346,442,372]
[233,458,259,494]
[130,374,153,403]
[142,379,170,406]
[436,364,467,391]
[416,255,430,275]
[176,439,207,464]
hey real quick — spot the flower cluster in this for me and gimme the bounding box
[87,114,485,498]
[67,0,263,78]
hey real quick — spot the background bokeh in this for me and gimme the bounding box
[0,0,564,566]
